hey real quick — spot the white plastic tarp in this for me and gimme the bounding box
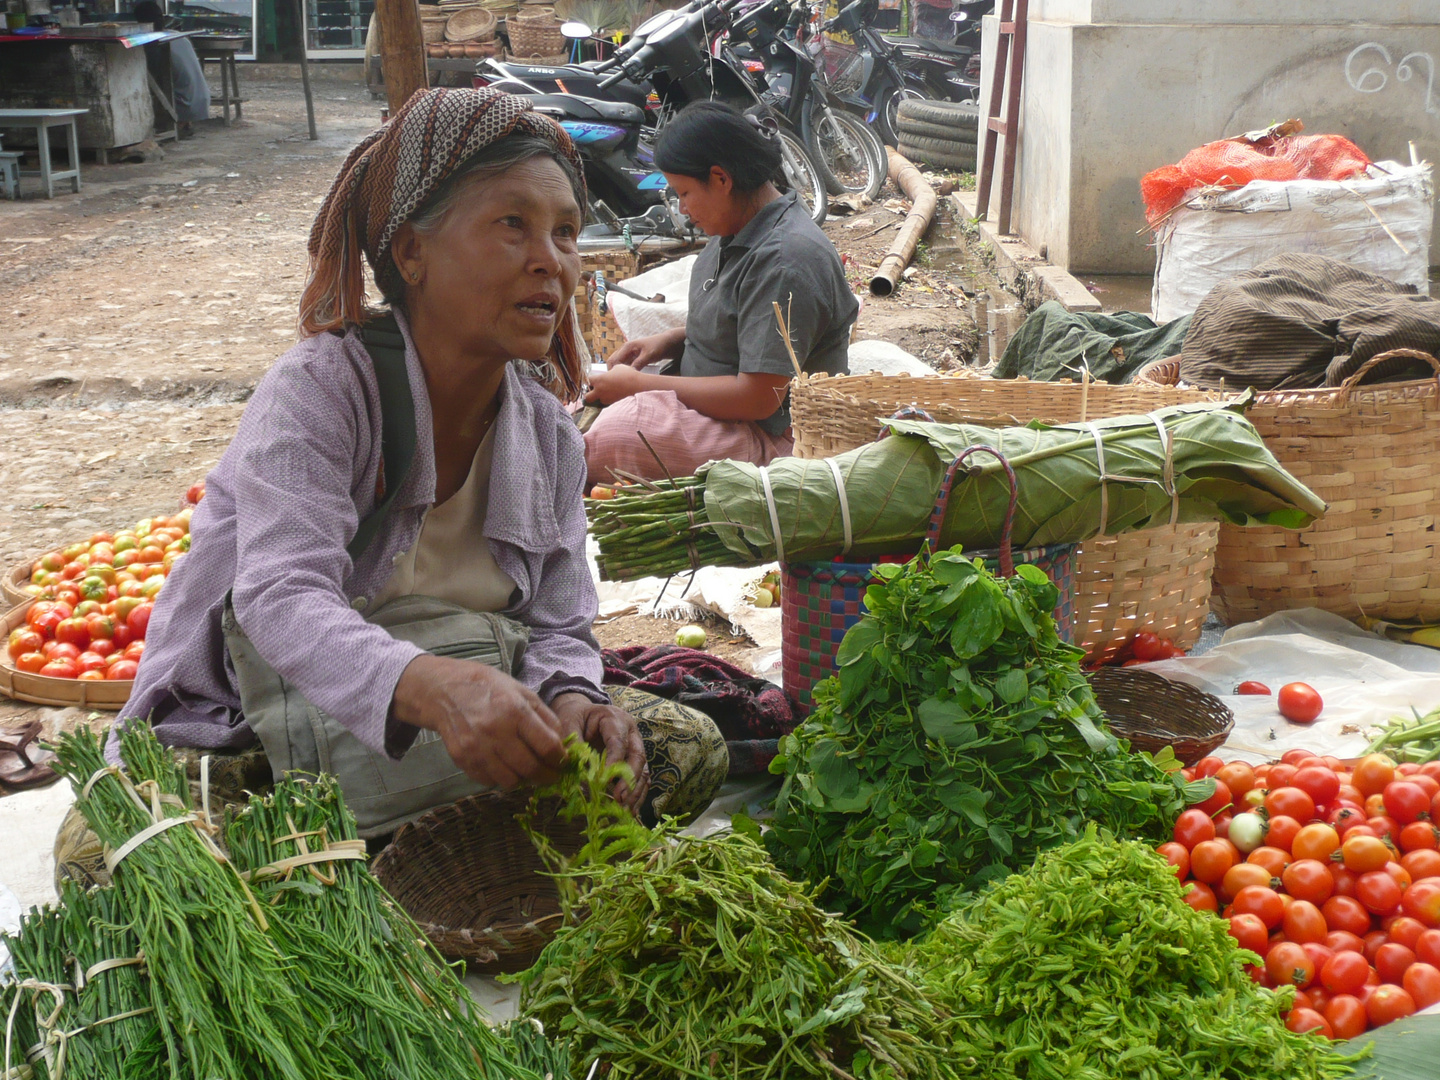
[1151,161,1435,324]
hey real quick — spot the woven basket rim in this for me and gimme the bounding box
[1134,350,1440,409]
[444,6,497,40]
[1087,665,1234,745]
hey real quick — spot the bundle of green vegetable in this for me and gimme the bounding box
[514,743,964,1080]
[764,549,1200,938]
[1364,707,1440,763]
[224,775,537,1080]
[588,400,1326,580]
[902,827,1361,1080]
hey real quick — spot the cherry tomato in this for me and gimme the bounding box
[39,659,79,679]
[1173,808,1216,849]
[1282,749,1317,766]
[1403,962,1440,1010]
[1285,1007,1332,1037]
[1266,816,1303,854]
[1248,846,1293,878]
[106,659,139,680]
[1320,949,1370,995]
[1326,930,1366,955]
[1402,849,1440,881]
[1191,840,1238,885]
[1388,916,1428,952]
[1399,821,1440,855]
[1283,899,1330,945]
[1385,862,1413,892]
[1216,761,1257,798]
[1385,781,1433,826]
[1357,870,1405,916]
[1182,881,1218,913]
[1291,766,1341,809]
[1283,860,1336,906]
[1228,913,1270,955]
[1269,764,1299,789]
[1355,755,1399,799]
[1233,885,1286,930]
[1267,941,1317,988]
[1330,805,1367,833]
[1375,942,1417,985]
[1222,862,1275,902]
[1321,895,1372,937]
[1195,779,1234,819]
[1236,680,1272,695]
[15,652,46,674]
[1266,787,1318,825]
[1156,842,1190,880]
[1343,834,1393,874]
[1278,683,1324,723]
[1132,631,1166,661]
[1401,878,1440,927]
[1292,823,1341,862]
[1324,995,1369,1039]
[1366,984,1417,1026]
[1410,775,1440,801]
[127,602,152,641]
[1192,755,1224,779]
[1417,929,1440,967]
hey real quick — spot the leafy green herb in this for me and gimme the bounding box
[900,827,1362,1080]
[765,549,1195,938]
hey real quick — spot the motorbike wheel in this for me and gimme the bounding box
[878,86,928,147]
[808,105,886,201]
[776,129,829,226]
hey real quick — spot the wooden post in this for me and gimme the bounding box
[374,0,427,115]
[294,0,318,140]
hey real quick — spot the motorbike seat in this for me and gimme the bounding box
[525,94,646,126]
[492,60,606,78]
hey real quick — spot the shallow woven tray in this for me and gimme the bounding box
[445,6,497,41]
[0,601,132,710]
[1088,666,1233,766]
[370,790,584,972]
[3,560,31,607]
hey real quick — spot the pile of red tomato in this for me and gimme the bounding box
[1160,750,1440,1039]
[4,488,201,682]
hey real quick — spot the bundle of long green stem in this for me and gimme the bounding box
[50,724,353,1080]
[1365,708,1440,762]
[587,477,736,581]
[224,775,543,1080]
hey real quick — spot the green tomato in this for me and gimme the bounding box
[141,576,165,599]
[675,625,707,649]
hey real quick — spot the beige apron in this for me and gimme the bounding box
[223,593,530,838]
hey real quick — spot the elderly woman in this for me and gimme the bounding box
[97,89,727,844]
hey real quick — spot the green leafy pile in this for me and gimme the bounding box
[514,743,966,1080]
[765,548,1195,938]
[902,827,1361,1080]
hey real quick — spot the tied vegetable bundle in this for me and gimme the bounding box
[901,827,1361,1080]
[513,743,964,1080]
[765,550,1200,939]
[589,398,1326,580]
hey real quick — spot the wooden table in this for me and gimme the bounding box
[192,34,246,126]
[0,108,85,198]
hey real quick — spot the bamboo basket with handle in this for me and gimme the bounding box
[573,249,641,356]
[1138,348,1440,624]
[789,371,1231,662]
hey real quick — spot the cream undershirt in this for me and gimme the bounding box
[370,426,518,613]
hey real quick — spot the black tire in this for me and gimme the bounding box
[897,138,976,172]
[877,85,928,147]
[896,116,978,144]
[896,98,980,132]
[808,104,886,200]
[776,129,829,225]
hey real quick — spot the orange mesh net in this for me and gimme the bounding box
[1141,124,1372,227]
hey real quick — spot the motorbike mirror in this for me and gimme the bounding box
[560,20,593,38]
[948,10,967,20]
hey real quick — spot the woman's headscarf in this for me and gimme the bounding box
[299,87,590,401]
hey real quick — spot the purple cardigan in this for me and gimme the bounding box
[113,309,606,761]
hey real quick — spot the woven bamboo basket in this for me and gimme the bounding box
[421,15,449,42]
[1138,348,1440,624]
[573,249,641,356]
[506,9,566,58]
[4,560,33,606]
[370,790,585,972]
[1086,666,1233,766]
[444,6,497,41]
[0,601,133,710]
[789,372,1232,662]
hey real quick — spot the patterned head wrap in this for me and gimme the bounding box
[299,87,590,400]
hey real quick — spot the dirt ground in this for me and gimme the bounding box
[0,63,1004,742]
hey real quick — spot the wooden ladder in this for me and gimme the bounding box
[975,0,1029,235]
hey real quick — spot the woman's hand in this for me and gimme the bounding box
[550,692,650,814]
[585,364,646,405]
[605,327,686,370]
[393,654,567,788]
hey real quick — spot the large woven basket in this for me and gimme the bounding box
[445,6,497,41]
[1087,666,1234,766]
[790,372,1229,662]
[421,14,449,42]
[370,790,584,972]
[573,249,641,357]
[506,9,566,58]
[1138,349,1440,623]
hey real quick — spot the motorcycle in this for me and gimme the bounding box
[721,0,886,199]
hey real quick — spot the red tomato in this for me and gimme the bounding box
[1403,850,1440,881]
[1283,860,1336,906]
[74,652,107,674]
[1267,816,1303,854]
[14,652,45,674]
[53,617,90,649]
[1266,787,1318,825]
[1284,1007,1332,1037]
[1399,821,1440,854]
[1326,930,1366,955]
[105,659,139,680]
[1385,781,1433,826]
[1193,755,1224,779]
[1283,900,1330,944]
[1321,895,1372,937]
[1212,760,1254,796]
[1173,809,1216,849]
[1282,749,1317,766]
[1156,842,1190,880]
[1191,840,1238,885]
[1301,942,1336,976]
[1182,881,1218,913]
[42,642,79,662]
[1320,949,1371,995]
[1195,779,1233,819]
[122,641,145,662]
[1269,764,1300,789]
[6,627,43,659]
[1292,824,1341,862]
[1330,805,1367,833]
[1367,984,1417,1026]
[1357,871,1405,916]
[1401,878,1440,927]
[77,670,106,682]
[1386,862,1413,892]
[1267,941,1317,988]
[1292,766,1342,809]
[1248,846,1293,878]
[1132,631,1166,661]
[187,482,206,504]
[1236,680,1272,695]
[1278,683,1324,723]
[84,613,115,642]
[1365,931,1391,964]
[1228,913,1270,955]
[1409,775,1440,800]
[1369,816,1400,845]
[127,602,152,640]
[1388,916,1428,952]
[1355,755,1399,799]
[1222,862,1274,902]
[1375,942,1417,984]
[111,624,133,650]
[1421,762,1440,783]
[30,609,64,638]
[1403,962,1440,1010]
[39,659,79,679]
[1324,995,1369,1039]
[1232,885,1285,929]
[88,638,116,659]
[1417,929,1440,967]
[1212,811,1235,842]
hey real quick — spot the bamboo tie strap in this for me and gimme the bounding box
[240,840,368,883]
[1083,412,1180,535]
[758,466,786,564]
[824,458,853,558]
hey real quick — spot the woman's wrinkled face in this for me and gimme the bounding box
[393,155,583,364]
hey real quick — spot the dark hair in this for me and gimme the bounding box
[653,102,782,193]
[132,1,164,26]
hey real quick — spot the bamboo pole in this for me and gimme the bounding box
[375,0,428,116]
[870,147,938,298]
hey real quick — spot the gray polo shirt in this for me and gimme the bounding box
[679,191,859,436]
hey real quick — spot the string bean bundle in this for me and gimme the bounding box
[224,775,541,1080]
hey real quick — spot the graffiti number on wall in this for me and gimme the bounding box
[1346,43,1438,115]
